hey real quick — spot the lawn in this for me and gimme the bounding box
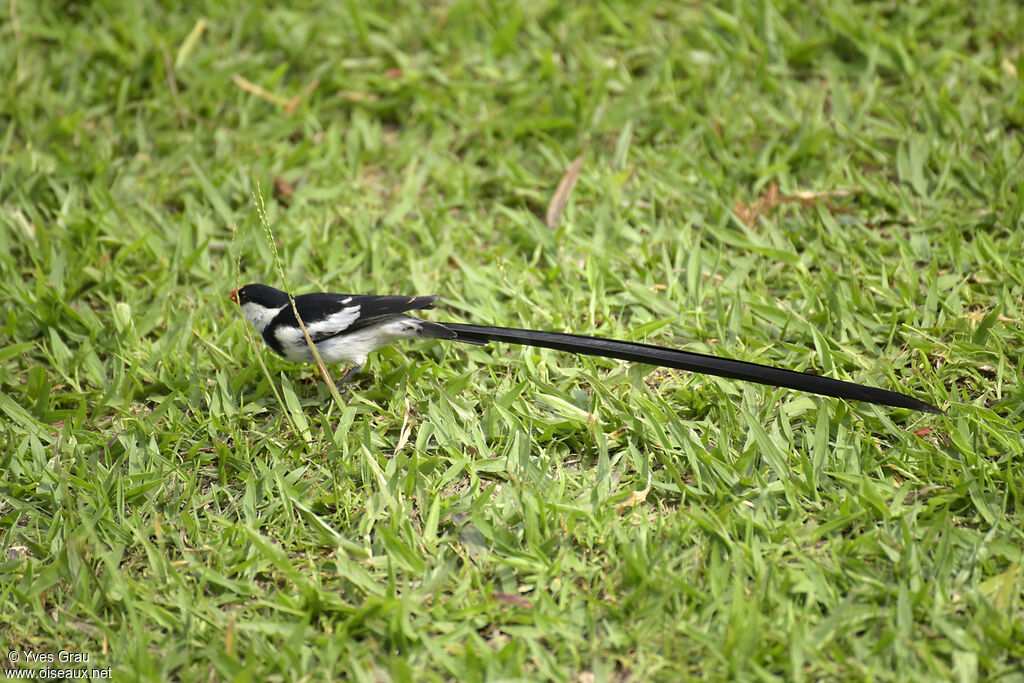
[1,0,1022,679]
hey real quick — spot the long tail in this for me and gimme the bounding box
[441,323,942,414]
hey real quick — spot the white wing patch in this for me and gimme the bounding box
[307,305,362,338]
[274,305,361,362]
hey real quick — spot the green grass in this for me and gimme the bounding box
[2,0,1022,679]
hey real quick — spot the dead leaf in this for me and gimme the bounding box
[787,189,853,203]
[735,183,861,226]
[493,592,533,609]
[546,155,585,229]
[339,90,377,103]
[274,176,295,204]
[284,77,320,116]
[905,485,947,502]
[967,310,1018,323]
[734,182,779,227]
[232,74,289,107]
[616,485,650,512]
[175,18,207,69]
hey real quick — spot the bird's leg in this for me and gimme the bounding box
[335,362,363,390]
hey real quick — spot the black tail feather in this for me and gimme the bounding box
[442,322,942,414]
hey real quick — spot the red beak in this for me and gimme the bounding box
[228,288,239,304]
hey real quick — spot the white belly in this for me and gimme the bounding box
[275,318,426,365]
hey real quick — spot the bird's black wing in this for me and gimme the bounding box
[282,293,440,342]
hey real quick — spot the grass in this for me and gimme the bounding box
[1,0,1022,679]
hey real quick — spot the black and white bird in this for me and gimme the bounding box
[229,283,942,413]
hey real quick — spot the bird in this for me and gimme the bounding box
[228,283,942,414]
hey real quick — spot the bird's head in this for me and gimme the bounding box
[229,284,290,307]
[229,284,292,333]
